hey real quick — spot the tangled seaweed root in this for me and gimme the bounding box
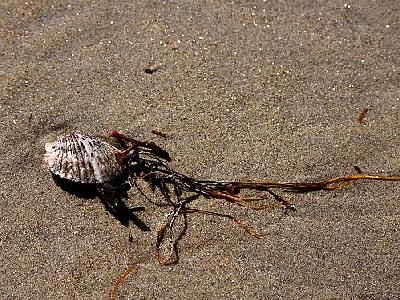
[109,133,400,265]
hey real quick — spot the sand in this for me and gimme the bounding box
[1,1,399,299]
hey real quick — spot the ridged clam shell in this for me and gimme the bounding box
[44,132,124,184]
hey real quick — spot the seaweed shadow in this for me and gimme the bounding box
[52,174,150,231]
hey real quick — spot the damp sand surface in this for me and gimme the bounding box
[1,1,400,299]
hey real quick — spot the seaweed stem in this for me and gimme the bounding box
[110,265,137,300]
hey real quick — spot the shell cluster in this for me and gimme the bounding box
[44,132,124,184]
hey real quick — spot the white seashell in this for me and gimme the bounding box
[44,132,125,184]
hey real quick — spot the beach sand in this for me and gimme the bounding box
[1,1,399,299]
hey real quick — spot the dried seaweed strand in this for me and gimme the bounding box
[153,205,263,265]
[185,208,262,238]
[110,265,137,300]
[357,107,369,125]
[204,174,400,194]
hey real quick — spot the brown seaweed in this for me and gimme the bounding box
[44,131,400,265]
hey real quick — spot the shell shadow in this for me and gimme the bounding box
[52,174,150,231]
[52,174,98,198]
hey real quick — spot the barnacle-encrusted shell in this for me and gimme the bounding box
[44,132,124,184]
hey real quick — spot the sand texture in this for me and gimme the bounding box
[1,1,399,299]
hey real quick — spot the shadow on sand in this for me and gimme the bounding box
[52,174,150,231]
